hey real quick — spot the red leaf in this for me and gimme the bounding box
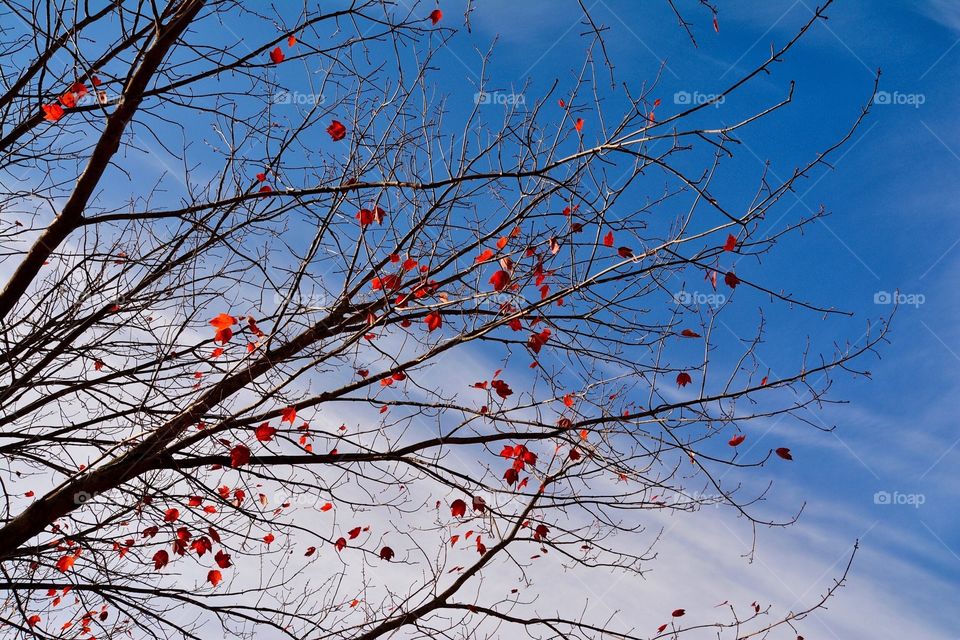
[327,120,346,141]
[503,467,519,486]
[334,537,347,552]
[429,9,442,24]
[574,118,584,132]
[491,379,512,399]
[255,423,277,442]
[680,329,701,338]
[42,103,65,121]
[563,393,575,407]
[164,508,179,523]
[489,269,511,292]
[304,546,316,556]
[379,546,395,561]
[210,313,236,330]
[263,533,275,545]
[617,246,634,259]
[724,271,740,289]
[728,434,746,447]
[658,623,668,632]
[280,406,297,424]
[775,447,793,461]
[347,527,361,540]
[287,35,297,47]
[672,609,686,617]
[269,47,285,64]
[191,537,212,556]
[230,444,250,468]
[153,550,169,570]
[676,372,692,388]
[603,231,614,247]
[450,499,467,518]
[528,329,551,354]
[214,550,232,569]
[55,554,77,573]
[475,249,495,263]
[532,524,549,541]
[59,91,77,108]
[723,234,737,251]
[208,569,222,587]
[27,615,40,627]
[713,15,720,32]
[424,311,442,332]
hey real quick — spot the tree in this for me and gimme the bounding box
[0,0,884,638]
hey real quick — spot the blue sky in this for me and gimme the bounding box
[14,1,954,636]
[421,0,960,635]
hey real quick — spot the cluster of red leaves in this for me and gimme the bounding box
[356,205,386,228]
[268,33,297,65]
[449,495,487,518]
[655,608,687,632]
[471,369,513,401]
[42,79,98,122]
[334,524,371,553]
[500,443,536,487]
